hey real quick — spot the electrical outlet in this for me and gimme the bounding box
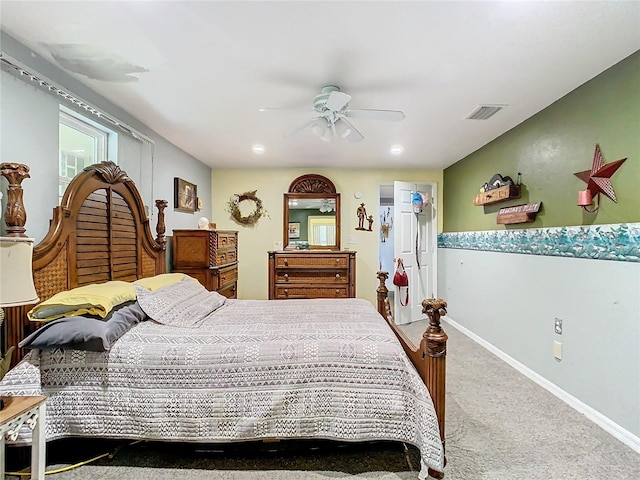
[348,235,356,244]
[554,317,563,334]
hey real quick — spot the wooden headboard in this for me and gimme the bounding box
[3,161,168,365]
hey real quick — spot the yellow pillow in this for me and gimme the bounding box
[28,280,136,322]
[133,273,196,291]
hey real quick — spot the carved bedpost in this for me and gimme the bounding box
[155,199,168,250]
[376,271,389,316]
[422,298,448,471]
[0,163,31,237]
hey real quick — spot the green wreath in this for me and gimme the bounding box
[226,190,268,226]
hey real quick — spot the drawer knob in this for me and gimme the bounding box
[335,289,340,294]
[284,289,289,296]
[283,273,289,281]
[335,273,341,279]
[222,238,227,245]
[284,258,289,266]
[335,259,339,264]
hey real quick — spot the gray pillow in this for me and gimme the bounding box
[19,302,148,352]
[134,278,226,328]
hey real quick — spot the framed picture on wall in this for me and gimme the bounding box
[288,222,300,239]
[174,177,198,213]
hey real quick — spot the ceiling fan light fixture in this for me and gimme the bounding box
[320,127,333,142]
[266,86,403,144]
[335,119,352,139]
[310,118,328,138]
[319,199,334,213]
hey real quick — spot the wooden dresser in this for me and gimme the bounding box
[268,250,356,299]
[172,229,238,298]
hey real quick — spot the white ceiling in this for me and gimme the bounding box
[1,1,639,170]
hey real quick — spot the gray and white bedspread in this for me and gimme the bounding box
[0,281,444,473]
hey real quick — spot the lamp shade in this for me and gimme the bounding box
[0,237,39,307]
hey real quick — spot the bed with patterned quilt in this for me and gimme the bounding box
[0,161,448,478]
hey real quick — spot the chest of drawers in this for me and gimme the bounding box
[268,250,356,299]
[172,229,238,298]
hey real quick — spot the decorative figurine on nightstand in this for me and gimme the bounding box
[197,217,210,229]
[356,203,367,230]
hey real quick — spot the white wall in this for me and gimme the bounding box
[1,32,212,243]
[438,246,640,441]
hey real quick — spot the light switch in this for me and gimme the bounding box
[553,341,562,360]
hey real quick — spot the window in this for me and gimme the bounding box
[308,216,336,246]
[59,108,116,201]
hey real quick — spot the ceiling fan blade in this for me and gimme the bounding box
[283,118,321,137]
[337,118,364,143]
[345,108,405,122]
[259,107,311,113]
[325,91,351,112]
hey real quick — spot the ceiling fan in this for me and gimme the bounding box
[260,85,405,143]
[319,198,335,213]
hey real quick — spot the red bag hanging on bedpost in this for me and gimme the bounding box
[392,258,409,306]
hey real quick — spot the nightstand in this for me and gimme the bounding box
[1,396,46,480]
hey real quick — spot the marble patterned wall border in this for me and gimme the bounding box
[438,223,640,262]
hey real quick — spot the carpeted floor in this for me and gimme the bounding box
[7,321,640,479]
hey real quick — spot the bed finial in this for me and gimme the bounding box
[0,163,31,237]
[155,199,168,249]
[376,271,390,315]
[422,297,448,470]
[422,298,447,357]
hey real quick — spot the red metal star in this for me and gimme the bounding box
[574,144,627,202]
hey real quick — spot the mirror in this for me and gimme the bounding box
[283,174,341,250]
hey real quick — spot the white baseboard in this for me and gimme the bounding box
[443,316,640,454]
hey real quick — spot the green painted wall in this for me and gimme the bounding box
[444,51,640,232]
[288,209,332,242]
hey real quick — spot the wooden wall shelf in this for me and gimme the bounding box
[496,212,536,225]
[496,202,542,225]
[473,184,521,206]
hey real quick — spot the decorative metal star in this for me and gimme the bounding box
[574,144,627,202]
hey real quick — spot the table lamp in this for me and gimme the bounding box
[0,237,39,409]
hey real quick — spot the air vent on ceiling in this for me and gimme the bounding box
[465,104,506,120]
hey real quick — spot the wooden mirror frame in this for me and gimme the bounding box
[283,174,341,251]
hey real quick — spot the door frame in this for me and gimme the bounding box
[378,181,438,324]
